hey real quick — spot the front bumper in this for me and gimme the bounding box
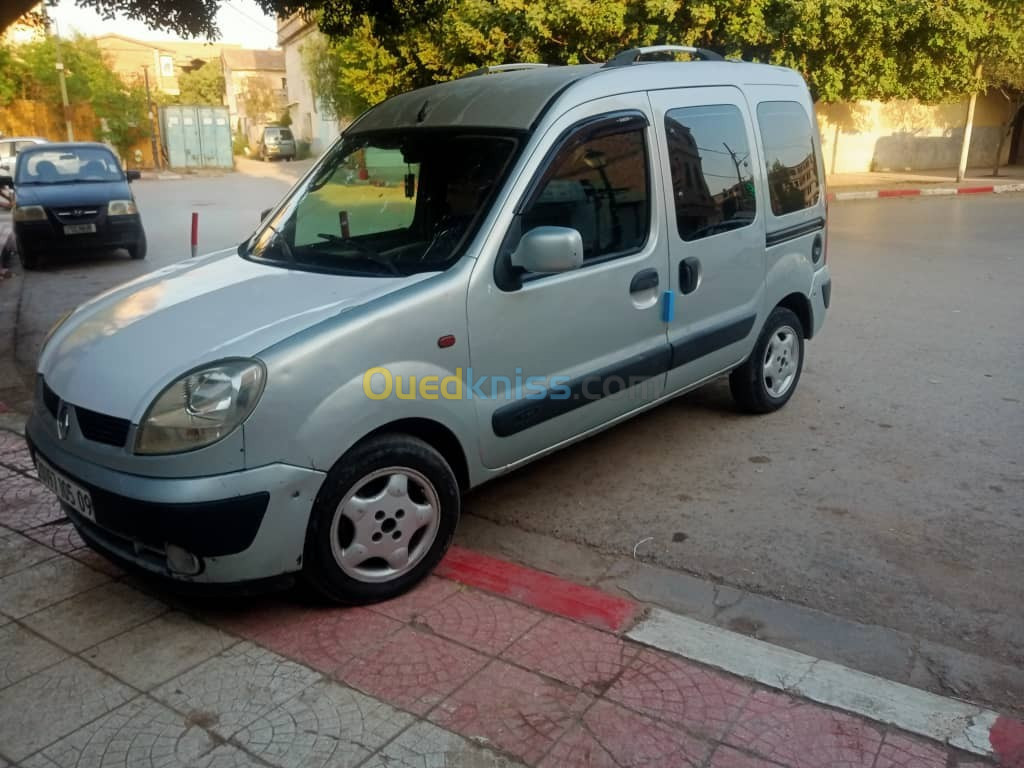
[15,213,143,253]
[26,412,326,584]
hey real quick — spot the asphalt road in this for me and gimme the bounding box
[7,174,1024,677]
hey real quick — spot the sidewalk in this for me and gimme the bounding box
[827,165,1024,199]
[1,426,1022,767]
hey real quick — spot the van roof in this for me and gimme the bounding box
[346,59,807,135]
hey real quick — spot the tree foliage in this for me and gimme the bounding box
[177,60,225,105]
[2,35,149,153]
[292,0,1024,117]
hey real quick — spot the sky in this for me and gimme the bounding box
[50,0,280,49]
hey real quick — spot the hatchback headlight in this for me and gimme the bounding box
[135,359,266,455]
[107,200,138,216]
[13,205,46,221]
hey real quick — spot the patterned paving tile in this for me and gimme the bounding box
[0,623,67,688]
[0,657,135,761]
[0,431,26,457]
[369,576,460,622]
[540,699,713,768]
[25,521,85,553]
[0,475,63,532]
[362,720,527,767]
[874,732,951,768]
[707,745,790,767]
[0,556,109,618]
[0,448,35,476]
[335,626,488,716]
[430,660,592,765]
[419,588,543,656]
[725,689,883,768]
[502,615,638,694]
[0,531,55,577]
[233,680,413,768]
[20,696,220,768]
[25,582,167,652]
[152,641,321,739]
[67,546,125,578]
[605,646,751,739]
[85,612,237,690]
[253,605,403,674]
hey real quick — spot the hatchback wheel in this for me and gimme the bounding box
[729,306,804,413]
[129,232,147,260]
[303,434,460,604]
[17,240,40,270]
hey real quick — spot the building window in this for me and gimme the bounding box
[756,101,822,216]
[159,55,174,78]
[665,105,756,241]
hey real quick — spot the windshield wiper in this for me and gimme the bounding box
[314,233,401,276]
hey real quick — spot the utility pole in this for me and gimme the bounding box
[48,11,74,142]
[722,142,748,186]
[142,65,160,169]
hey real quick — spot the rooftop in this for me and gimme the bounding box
[221,48,285,72]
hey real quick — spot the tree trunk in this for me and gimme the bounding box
[957,63,984,183]
[992,124,1008,177]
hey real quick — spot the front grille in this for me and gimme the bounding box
[75,406,131,447]
[53,207,100,222]
[42,380,59,418]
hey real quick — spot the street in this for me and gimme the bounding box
[4,169,1023,709]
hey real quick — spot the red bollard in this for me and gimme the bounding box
[190,212,198,258]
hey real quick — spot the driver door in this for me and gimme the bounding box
[467,94,671,470]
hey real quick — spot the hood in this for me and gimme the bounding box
[40,251,434,420]
[14,180,133,208]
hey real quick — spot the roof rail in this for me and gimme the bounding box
[603,45,724,67]
[460,63,549,78]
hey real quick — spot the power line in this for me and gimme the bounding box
[221,1,279,36]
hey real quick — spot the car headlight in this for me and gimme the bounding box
[107,200,138,216]
[135,359,266,455]
[13,205,46,221]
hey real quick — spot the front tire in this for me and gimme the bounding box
[17,239,39,270]
[129,231,147,260]
[729,306,804,413]
[303,434,460,604]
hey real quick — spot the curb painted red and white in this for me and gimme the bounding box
[437,546,1024,765]
[828,181,1024,202]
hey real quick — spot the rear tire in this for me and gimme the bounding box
[729,306,804,413]
[302,434,460,605]
[129,232,147,260]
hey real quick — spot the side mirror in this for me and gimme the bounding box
[510,226,584,275]
[0,173,12,188]
[126,170,141,182]
[260,207,272,221]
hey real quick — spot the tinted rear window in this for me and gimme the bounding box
[756,101,821,216]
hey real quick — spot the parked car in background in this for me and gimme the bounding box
[0,136,49,177]
[4,142,146,269]
[257,125,296,162]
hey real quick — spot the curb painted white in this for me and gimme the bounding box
[832,183,1023,201]
[627,608,1001,759]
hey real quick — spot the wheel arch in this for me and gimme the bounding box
[361,417,471,493]
[775,292,814,340]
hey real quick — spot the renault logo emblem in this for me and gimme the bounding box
[71,209,84,217]
[57,403,70,440]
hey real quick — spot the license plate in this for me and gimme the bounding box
[36,455,95,522]
[64,223,96,235]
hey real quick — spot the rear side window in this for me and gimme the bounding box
[756,101,821,215]
[523,119,649,263]
[279,128,294,140]
[664,105,756,241]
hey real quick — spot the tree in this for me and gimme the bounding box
[177,60,225,105]
[4,35,149,154]
[240,76,281,121]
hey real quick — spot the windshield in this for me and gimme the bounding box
[16,147,124,185]
[244,130,519,276]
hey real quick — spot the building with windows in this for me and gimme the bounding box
[220,48,286,139]
[277,13,340,156]
[93,34,239,95]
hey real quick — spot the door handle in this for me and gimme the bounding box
[679,258,701,295]
[630,268,660,293]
